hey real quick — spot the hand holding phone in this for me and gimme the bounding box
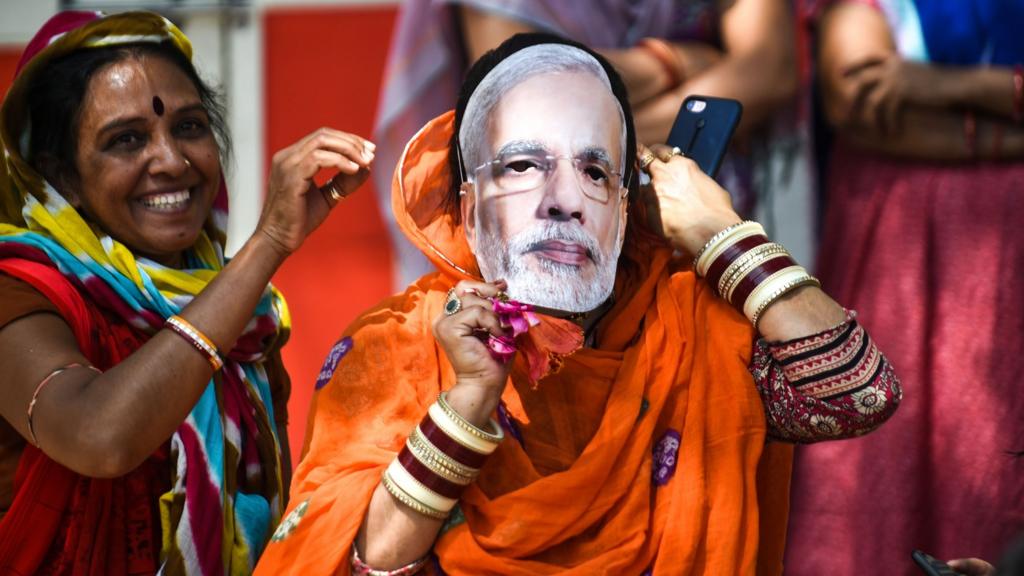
[912,550,963,576]
[665,95,742,178]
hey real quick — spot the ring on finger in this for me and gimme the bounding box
[639,150,657,171]
[656,146,683,162]
[327,181,343,202]
[444,288,463,316]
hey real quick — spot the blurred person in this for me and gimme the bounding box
[374,0,818,290]
[0,11,373,574]
[785,1,1024,574]
[256,34,900,575]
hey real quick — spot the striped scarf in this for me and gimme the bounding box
[0,11,287,575]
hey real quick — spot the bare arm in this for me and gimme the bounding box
[459,7,724,125]
[819,2,1024,160]
[0,128,373,479]
[461,1,794,143]
[633,0,798,142]
[356,280,510,570]
[642,144,846,339]
[459,6,536,59]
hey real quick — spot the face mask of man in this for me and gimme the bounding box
[463,66,628,313]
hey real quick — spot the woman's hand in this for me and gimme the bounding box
[432,280,512,426]
[257,128,374,255]
[947,558,996,576]
[639,143,742,256]
[843,56,945,134]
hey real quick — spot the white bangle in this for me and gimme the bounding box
[381,469,449,520]
[742,266,809,322]
[695,221,765,277]
[427,403,500,455]
[385,459,458,512]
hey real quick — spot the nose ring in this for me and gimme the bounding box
[183,157,192,168]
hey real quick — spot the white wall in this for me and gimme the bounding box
[0,0,60,44]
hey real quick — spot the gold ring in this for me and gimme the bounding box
[328,182,343,202]
[444,288,462,316]
[639,151,657,170]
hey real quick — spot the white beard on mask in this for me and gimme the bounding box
[474,218,622,313]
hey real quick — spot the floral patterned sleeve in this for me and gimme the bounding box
[749,311,902,443]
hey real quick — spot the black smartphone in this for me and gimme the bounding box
[912,550,961,576]
[665,95,742,178]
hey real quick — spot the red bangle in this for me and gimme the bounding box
[637,37,684,91]
[1013,65,1023,123]
[398,446,464,499]
[729,254,799,310]
[419,414,488,469]
[705,234,771,296]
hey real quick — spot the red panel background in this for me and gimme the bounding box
[264,6,397,467]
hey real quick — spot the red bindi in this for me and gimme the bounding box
[152,95,164,116]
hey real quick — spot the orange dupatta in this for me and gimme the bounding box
[255,112,792,575]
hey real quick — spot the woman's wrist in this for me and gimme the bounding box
[676,213,743,256]
[446,381,502,429]
[243,227,290,269]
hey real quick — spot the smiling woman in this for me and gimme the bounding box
[0,10,374,575]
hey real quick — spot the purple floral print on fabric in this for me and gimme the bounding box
[315,336,352,390]
[652,429,681,487]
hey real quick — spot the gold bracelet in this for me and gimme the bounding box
[166,315,224,371]
[436,392,505,445]
[718,243,789,301]
[381,468,450,520]
[407,431,478,485]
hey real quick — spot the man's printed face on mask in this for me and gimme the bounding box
[463,71,627,312]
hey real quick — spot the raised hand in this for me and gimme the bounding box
[432,280,513,426]
[638,143,742,256]
[258,128,374,255]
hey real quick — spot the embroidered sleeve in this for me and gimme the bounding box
[749,311,902,443]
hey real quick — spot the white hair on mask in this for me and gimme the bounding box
[458,43,628,176]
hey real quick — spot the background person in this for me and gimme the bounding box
[0,11,373,574]
[786,1,1024,573]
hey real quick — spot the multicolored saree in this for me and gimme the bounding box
[0,11,289,575]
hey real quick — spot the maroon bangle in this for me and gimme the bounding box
[704,234,771,295]
[1013,65,1023,123]
[729,254,798,308]
[419,415,488,469]
[398,446,464,499]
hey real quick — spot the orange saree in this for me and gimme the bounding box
[256,112,791,575]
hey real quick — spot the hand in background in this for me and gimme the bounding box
[947,557,996,576]
[844,56,944,134]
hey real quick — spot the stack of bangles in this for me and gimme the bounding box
[693,221,820,326]
[382,392,504,520]
[165,314,224,371]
